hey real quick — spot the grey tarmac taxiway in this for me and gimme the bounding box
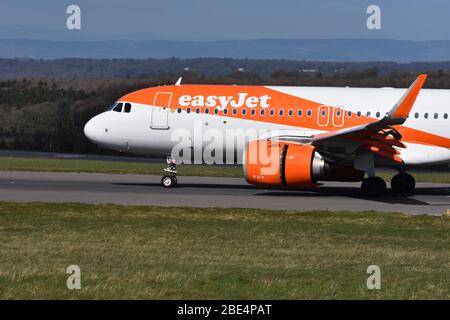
[0,171,449,215]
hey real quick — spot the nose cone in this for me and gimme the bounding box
[84,118,98,142]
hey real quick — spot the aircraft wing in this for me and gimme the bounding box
[311,74,428,163]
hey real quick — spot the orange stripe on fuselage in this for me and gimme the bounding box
[120,85,450,149]
[397,126,450,148]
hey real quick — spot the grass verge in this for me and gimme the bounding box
[0,156,449,183]
[0,202,449,299]
[0,156,242,177]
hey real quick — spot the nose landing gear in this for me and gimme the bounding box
[161,158,177,188]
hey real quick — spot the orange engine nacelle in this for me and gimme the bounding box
[243,140,325,187]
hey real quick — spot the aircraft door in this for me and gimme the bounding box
[332,107,344,127]
[317,105,330,127]
[151,92,171,129]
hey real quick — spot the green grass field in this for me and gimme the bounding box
[0,156,449,183]
[0,202,449,299]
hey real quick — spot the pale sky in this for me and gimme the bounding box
[0,0,448,41]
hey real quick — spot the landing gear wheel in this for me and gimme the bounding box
[361,177,387,197]
[161,157,178,188]
[161,175,177,188]
[391,173,415,194]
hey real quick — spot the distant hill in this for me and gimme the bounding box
[0,38,449,62]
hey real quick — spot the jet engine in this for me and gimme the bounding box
[242,140,364,187]
[243,140,325,187]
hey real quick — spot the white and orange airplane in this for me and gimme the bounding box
[84,74,450,196]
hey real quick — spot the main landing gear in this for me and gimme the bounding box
[361,176,387,197]
[391,172,415,194]
[360,172,416,197]
[161,158,177,188]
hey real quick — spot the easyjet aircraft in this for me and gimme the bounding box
[84,74,450,196]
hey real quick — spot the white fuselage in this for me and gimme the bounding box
[84,86,450,167]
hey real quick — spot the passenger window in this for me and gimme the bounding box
[366,111,371,117]
[424,113,428,119]
[205,108,209,114]
[321,110,326,117]
[298,110,303,117]
[414,112,419,118]
[376,112,380,118]
[123,103,132,113]
[214,108,218,114]
[336,110,341,117]
[357,111,361,117]
[347,111,352,117]
[232,109,237,115]
[113,103,123,112]
[251,109,256,116]
[223,109,228,115]
[196,108,200,114]
[177,108,182,113]
[444,113,448,119]
[307,110,312,117]
[187,108,191,114]
[434,113,438,119]
[260,109,265,116]
[270,110,274,116]
[288,110,293,116]
[242,109,247,115]
[279,110,284,116]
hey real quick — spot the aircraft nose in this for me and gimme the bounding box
[84,118,98,142]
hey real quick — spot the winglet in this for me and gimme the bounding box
[387,74,427,120]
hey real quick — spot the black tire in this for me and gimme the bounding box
[361,177,387,197]
[391,173,415,194]
[161,175,176,188]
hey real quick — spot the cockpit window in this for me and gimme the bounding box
[113,103,123,112]
[108,103,117,111]
[124,103,132,113]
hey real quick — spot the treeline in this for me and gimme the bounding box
[1,57,450,79]
[1,68,450,154]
